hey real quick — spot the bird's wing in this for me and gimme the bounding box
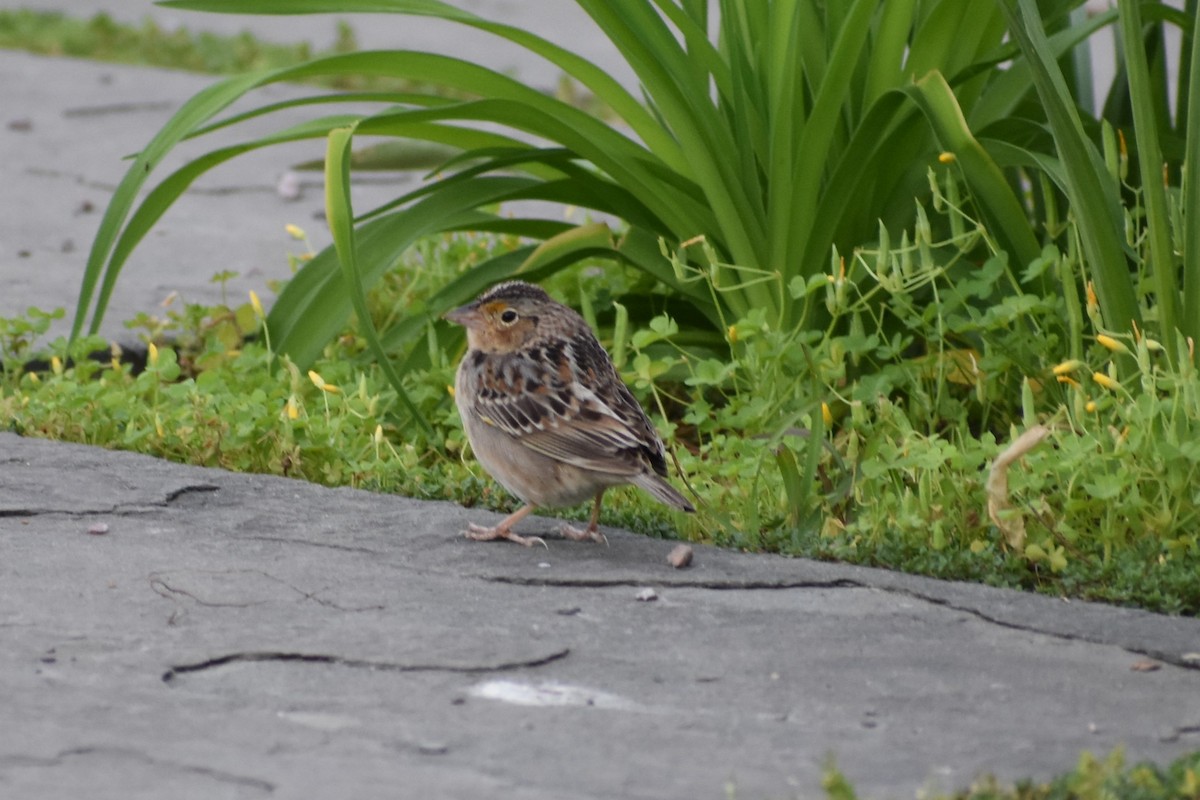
[468,334,668,478]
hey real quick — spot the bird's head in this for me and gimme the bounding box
[443,281,556,354]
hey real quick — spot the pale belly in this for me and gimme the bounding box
[460,409,625,508]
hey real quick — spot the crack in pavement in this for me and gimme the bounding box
[62,101,176,117]
[0,508,37,518]
[161,647,571,683]
[0,483,218,518]
[1159,723,1200,743]
[484,574,1200,672]
[884,586,1200,672]
[242,535,385,557]
[149,569,385,612]
[163,484,219,503]
[0,745,275,794]
[482,575,859,590]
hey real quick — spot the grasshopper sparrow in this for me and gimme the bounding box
[444,281,694,546]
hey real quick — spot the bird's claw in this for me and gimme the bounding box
[560,523,608,546]
[465,522,548,549]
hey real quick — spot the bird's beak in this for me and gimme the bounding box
[443,303,480,327]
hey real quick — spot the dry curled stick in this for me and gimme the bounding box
[986,425,1051,550]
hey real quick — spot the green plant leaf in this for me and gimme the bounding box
[1118,0,1180,360]
[907,71,1040,269]
[1184,1,1200,348]
[997,0,1141,340]
[324,125,433,435]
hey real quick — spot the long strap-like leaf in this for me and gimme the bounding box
[324,126,433,436]
[997,0,1141,341]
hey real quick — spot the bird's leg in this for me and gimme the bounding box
[466,505,547,548]
[560,490,608,545]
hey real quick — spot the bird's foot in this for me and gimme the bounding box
[560,522,608,545]
[466,522,547,549]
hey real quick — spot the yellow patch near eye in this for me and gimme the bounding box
[482,301,509,314]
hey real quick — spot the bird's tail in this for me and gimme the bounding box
[634,471,695,513]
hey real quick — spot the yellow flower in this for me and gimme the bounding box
[1095,334,1128,354]
[1052,359,1084,376]
[27,371,40,385]
[374,424,384,445]
[147,342,159,368]
[727,325,738,344]
[249,290,264,319]
[1092,372,1120,391]
[1056,375,1081,389]
[938,151,956,164]
[821,402,833,427]
[285,396,300,420]
[285,223,306,240]
[1085,400,1097,413]
[50,355,63,376]
[446,384,456,398]
[308,370,340,394]
[1086,281,1099,314]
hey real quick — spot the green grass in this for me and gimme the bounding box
[822,748,1200,800]
[1,9,328,75]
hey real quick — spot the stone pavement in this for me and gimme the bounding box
[3,432,1200,800]
[2,4,1200,798]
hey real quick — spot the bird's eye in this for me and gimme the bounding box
[499,309,519,325]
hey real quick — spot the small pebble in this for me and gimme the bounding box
[635,587,658,602]
[666,544,693,569]
[276,171,302,200]
[86,523,110,536]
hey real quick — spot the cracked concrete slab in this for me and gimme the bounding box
[2,432,1199,800]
